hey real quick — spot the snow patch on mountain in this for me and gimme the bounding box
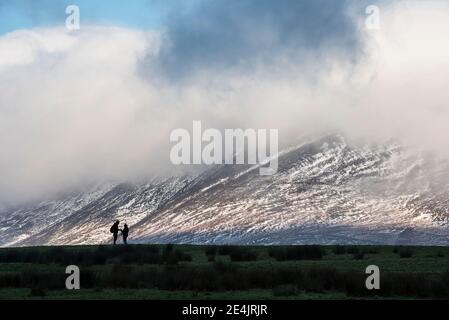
[2,135,449,247]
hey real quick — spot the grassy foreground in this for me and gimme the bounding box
[1,244,449,299]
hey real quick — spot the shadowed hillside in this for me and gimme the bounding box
[1,244,449,299]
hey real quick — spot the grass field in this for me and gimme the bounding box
[1,244,449,300]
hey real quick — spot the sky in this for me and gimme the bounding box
[0,0,204,34]
[0,0,449,206]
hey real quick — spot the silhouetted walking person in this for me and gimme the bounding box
[110,220,120,245]
[121,224,129,245]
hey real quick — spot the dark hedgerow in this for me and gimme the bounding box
[29,288,46,297]
[399,249,413,258]
[207,255,216,262]
[332,245,347,255]
[272,284,297,297]
[0,245,190,266]
[353,252,365,260]
[343,272,367,297]
[269,245,325,261]
[163,244,174,255]
[0,273,21,288]
[212,246,258,261]
[3,244,449,298]
[213,259,237,273]
[362,247,380,254]
[229,248,258,262]
[204,246,217,257]
[391,247,414,258]
[346,246,360,255]
[217,245,238,255]
[1,259,449,298]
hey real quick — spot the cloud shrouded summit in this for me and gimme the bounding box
[1,0,449,206]
[152,0,364,79]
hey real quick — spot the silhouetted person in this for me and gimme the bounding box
[110,220,120,245]
[121,224,129,245]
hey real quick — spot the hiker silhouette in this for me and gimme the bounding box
[110,220,120,245]
[121,224,129,245]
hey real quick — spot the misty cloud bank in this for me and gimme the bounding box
[154,0,362,79]
[0,0,449,206]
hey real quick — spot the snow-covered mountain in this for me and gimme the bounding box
[2,134,449,247]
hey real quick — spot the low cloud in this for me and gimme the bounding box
[153,0,362,79]
[0,0,449,206]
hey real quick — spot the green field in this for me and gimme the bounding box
[1,244,449,300]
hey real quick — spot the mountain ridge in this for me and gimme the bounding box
[2,134,449,247]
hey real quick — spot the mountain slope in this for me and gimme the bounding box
[2,134,449,247]
[131,135,449,244]
[13,177,191,246]
[0,183,115,246]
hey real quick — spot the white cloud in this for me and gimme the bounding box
[1,1,449,205]
[0,27,167,204]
